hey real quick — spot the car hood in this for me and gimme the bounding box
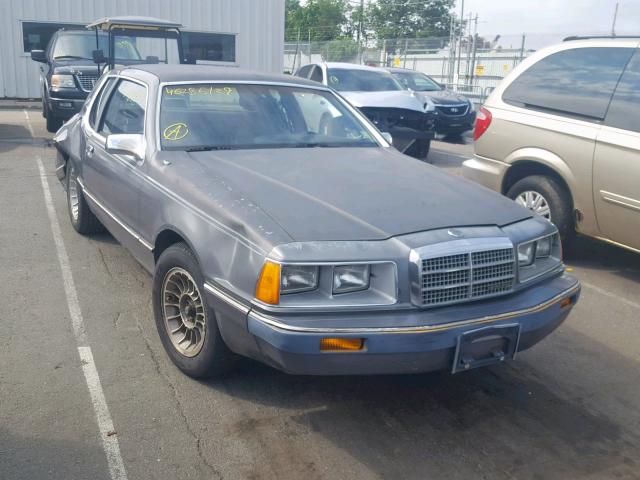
[52,60,100,75]
[414,89,469,105]
[340,90,425,113]
[184,147,532,242]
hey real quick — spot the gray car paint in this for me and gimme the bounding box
[52,65,577,375]
[340,90,426,112]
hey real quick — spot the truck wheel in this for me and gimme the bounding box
[506,175,575,246]
[46,114,63,133]
[153,243,237,378]
[406,139,431,161]
[66,164,104,234]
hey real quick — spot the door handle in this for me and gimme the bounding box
[85,145,95,157]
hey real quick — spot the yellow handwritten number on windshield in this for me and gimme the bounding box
[163,123,189,141]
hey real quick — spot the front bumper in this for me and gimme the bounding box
[47,89,88,119]
[434,109,476,134]
[207,274,580,375]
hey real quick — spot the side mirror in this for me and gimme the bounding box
[106,134,145,161]
[31,50,46,63]
[92,49,106,64]
[381,132,393,145]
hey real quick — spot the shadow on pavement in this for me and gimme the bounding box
[566,235,640,283]
[201,325,640,479]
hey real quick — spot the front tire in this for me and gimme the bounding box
[506,175,575,246]
[405,138,431,161]
[46,113,63,133]
[66,164,104,234]
[153,243,237,378]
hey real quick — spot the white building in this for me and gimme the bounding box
[0,0,285,99]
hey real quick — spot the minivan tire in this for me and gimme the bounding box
[153,243,237,378]
[506,175,575,247]
[66,164,104,234]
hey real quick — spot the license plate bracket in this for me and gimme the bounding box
[452,323,521,374]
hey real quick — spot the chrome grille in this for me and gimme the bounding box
[76,74,99,92]
[419,246,515,307]
[435,104,469,116]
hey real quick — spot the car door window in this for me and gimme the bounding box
[89,77,116,130]
[99,80,146,136]
[502,47,635,121]
[296,65,312,78]
[605,49,640,133]
[309,66,323,83]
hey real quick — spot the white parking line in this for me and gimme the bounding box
[23,109,35,137]
[582,282,640,311]
[36,156,128,480]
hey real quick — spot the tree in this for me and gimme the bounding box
[367,0,455,40]
[285,0,350,42]
[325,37,360,62]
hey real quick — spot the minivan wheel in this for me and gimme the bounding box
[66,165,104,234]
[506,175,575,246]
[153,243,237,378]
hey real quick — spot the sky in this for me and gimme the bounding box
[456,0,640,49]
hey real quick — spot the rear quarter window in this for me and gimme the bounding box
[605,49,640,133]
[502,47,635,121]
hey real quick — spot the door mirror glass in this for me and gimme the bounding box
[92,49,106,64]
[30,49,46,63]
[106,134,145,160]
[381,132,393,144]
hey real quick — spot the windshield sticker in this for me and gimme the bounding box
[163,123,189,141]
[164,86,235,96]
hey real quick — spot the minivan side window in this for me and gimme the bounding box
[503,47,634,121]
[99,80,146,136]
[605,50,640,133]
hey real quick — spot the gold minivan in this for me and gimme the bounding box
[463,37,640,253]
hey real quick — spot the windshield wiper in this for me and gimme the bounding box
[185,145,239,152]
[54,55,92,60]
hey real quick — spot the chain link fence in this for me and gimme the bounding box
[285,33,565,105]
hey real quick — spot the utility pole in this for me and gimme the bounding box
[455,0,465,87]
[357,0,365,63]
[611,2,619,36]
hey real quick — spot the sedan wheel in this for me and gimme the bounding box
[162,267,206,357]
[515,190,551,221]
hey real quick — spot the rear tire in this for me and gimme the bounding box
[506,175,575,247]
[153,243,237,378]
[66,164,104,235]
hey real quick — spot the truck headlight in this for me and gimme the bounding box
[333,264,370,294]
[51,74,76,89]
[517,233,562,282]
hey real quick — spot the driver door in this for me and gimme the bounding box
[82,78,150,259]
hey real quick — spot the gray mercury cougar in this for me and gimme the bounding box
[53,64,581,378]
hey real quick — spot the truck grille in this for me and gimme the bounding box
[76,74,99,92]
[435,104,469,116]
[420,247,515,307]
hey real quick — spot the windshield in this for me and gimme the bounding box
[53,33,142,61]
[392,71,442,92]
[327,68,403,92]
[159,83,379,151]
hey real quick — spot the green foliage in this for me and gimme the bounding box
[367,0,455,40]
[285,0,350,42]
[325,37,360,61]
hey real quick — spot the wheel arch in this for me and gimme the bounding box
[153,227,200,265]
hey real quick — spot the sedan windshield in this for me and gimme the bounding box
[392,71,442,92]
[159,84,378,151]
[53,32,142,61]
[327,68,403,92]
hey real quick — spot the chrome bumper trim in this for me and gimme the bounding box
[249,282,580,335]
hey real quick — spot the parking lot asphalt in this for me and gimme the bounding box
[2,110,640,480]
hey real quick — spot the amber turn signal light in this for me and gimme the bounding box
[320,337,365,352]
[560,296,573,309]
[256,261,281,305]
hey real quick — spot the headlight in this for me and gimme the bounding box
[517,233,562,282]
[51,74,76,89]
[281,265,318,294]
[333,264,370,294]
[517,241,535,266]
